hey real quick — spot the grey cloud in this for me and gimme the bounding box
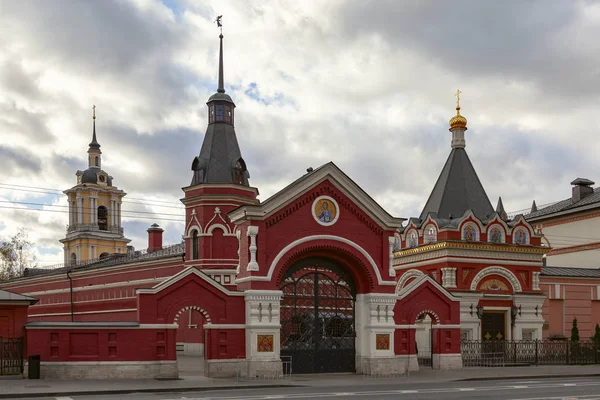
[0,102,55,144]
[0,146,42,176]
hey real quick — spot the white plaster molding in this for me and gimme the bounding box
[394,248,544,267]
[312,195,340,226]
[203,223,236,237]
[441,267,457,288]
[395,269,424,293]
[415,309,440,324]
[469,266,523,292]
[532,271,541,291]
[236,229,241,274]
[185,224,202,238]
[387,236,395,277]
[397,274,459,303]
[236,235,396,286]
[204,324,246,329]
[137,267,244,296]
[247,226,259,271]
[173,306,212,324]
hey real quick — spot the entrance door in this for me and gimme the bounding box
[481,311,506,341]
[280,258,356,374]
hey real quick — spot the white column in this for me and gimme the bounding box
[356,293,407,375]
[76,245,81,262]
[387,236,395,277]
[117,201,122,227]
[236,230,241,274]
[91,198,96,224]
[247,226,259,271]
[110,200,116,227]
[88,246,92,260]
[243,290,282,377]
[77,197,84,224]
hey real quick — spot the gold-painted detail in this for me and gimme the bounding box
[462,269,471,283]
[449,89,467,130]
[393,240,548,258]
[496,332,503,340]
[519,271,528,286]
[484,332,492,340]
[480,279,509,291]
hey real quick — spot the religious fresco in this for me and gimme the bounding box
[479,278,509,292]
[312,196,338,225]
[464,225,476,241]
[514,229,528,245]
[257,334,274,352]
[489,227,502,243]
[393,234,402,251]
[376,333,390,350]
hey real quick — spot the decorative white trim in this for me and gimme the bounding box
[532,271,541,291]
[186,224,202,238]
[173,306,212,324]
[247,225,259,271]
[312,195,340,226]
[396,269,425,293]
[137,267,244,296]
[416,309,440,324]
[397,274,459,302]
[387,236,396,277]
[27,309,137,318]
[235,235,395,286]
[441,267,457,288]
[204,324,246,329]
[227,163,405,230]
[26,323,177,330]
[486,224,506,243]
[204,223,236,236]
[469,266,523,292]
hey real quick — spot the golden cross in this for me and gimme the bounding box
[92,105,96,119]
[455,89,462,108]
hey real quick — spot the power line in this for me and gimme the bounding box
[0,205,185,222]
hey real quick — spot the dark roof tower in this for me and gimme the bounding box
[496,197,508,221]
[191,25,250,187]
[419,91,494,221]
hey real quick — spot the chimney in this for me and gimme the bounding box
[147,223,164,252]
[571,178,595,203]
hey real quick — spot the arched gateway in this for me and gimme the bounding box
[279,257,356,373]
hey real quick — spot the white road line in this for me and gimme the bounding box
[55,397,74,400]
[400,390,418,394]
[459,388,476,391]
[564,383,578,386]
[513,385,529,389]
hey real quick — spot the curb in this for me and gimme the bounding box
[0,383,299,399]
[458,373,600,382]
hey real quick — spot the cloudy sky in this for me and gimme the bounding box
[1,0,599,266]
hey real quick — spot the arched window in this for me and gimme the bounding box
[70,253,77,266]
[192,230,199,260]
[215,104,224,121]
[98,206,108,230]
[232,159,246,185]
[99,252,110,260]
[94,156,99,167]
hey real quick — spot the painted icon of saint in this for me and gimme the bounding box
[318,201,333,223]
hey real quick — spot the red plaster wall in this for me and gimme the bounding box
[176,310,206,344]
[0,305,29,338]
[205,328,245,360]
[26,327,176,362]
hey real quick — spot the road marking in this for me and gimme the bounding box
[513,385,529,389]
[564,383,578,386]
[400,390,418,394]
[55,397,74,400]
[459,388,476,391]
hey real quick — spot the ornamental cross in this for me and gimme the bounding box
[215,15,222,33]
[455,89,462,108]
[92,105,96,119]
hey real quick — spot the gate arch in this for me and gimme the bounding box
[280,257,356,373]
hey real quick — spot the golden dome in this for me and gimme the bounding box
[449,106,467,130]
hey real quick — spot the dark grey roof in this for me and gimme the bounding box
[208,92,233,103]
[541,266,600,278]
[88,119,101,153]
[0,289,38,304]
[191,123,250,186]
[526,187,600,220]
[419,148,494,221]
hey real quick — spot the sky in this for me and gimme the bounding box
[1,0,600,267]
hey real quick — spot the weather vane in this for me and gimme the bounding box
[215,15,222,34]
[92,105,96,120]
[455,89,462,108]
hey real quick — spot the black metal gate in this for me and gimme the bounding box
[280,258,356,374]
[0,336,24,375]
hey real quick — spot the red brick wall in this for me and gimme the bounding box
[0,304,29,338]
[26,326,176,362]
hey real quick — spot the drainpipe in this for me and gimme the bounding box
[66,269,74,322]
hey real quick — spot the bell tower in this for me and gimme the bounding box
[59,107,131,265]
[182,24,259,274]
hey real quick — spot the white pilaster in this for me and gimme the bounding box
[77,197,84,224]
[247,226,259,271]
[512,294,545,340]
[532,271,541,291]
[244,290,283,377]
[387,236,396,277]
[441,267,457,288]
[236,230,241,274]
[117,201,122,227]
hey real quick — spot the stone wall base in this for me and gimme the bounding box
[433,353,463,370]
[176,342,204,357]
[205,358,282,378]
[24,361,178,380]
[357,356,407,375]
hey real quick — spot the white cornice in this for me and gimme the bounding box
[227,164,405,230]
[136,266,244,296]
[394,256,541,270]
[396,274,459,303]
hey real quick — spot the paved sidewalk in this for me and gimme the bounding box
[2,361,600,399]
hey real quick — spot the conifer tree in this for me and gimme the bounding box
[571,317,580,342]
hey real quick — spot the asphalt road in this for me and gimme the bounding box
[17,377,600,400]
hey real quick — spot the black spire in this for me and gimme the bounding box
[88,105,101,153]
[218,33,225,93]
[530,200,538,213]
[496,197,508,221]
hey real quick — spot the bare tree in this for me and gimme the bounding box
[0,228,37,281]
